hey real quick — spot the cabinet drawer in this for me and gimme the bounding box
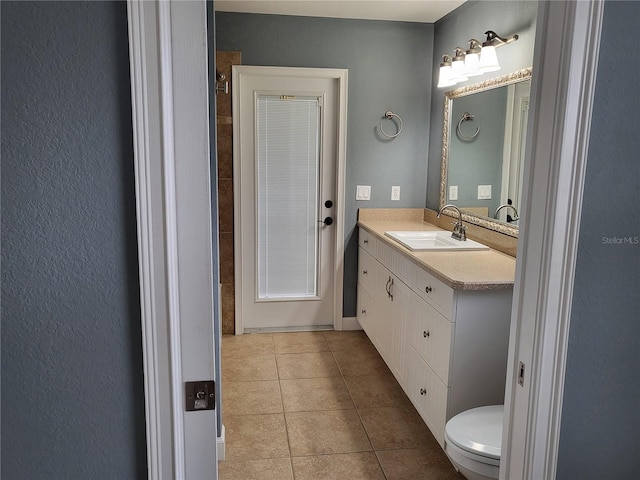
[359,228,376,254]
[407,347,448,448]
[409,294,453,385]
[356,284,375,339]
[358,247,377,294]
[412,266,454,318]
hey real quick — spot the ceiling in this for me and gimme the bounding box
[214,1,467,24]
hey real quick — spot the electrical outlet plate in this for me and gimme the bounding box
[478,184,492,200]
[391,186,400,201]
[449,185,458,201]
[356,185,371,201]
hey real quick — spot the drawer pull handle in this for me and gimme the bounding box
[364,239,369,245]
[423,330,430,338]
[425,286,433,293]
[361,309,366,315]
[420,388,427,396]
[362,270,368,275]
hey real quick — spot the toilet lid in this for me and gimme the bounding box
[445,405,504,460]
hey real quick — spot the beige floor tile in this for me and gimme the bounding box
[344,373,412,409]
[332,349,391,377]
[376,448,465,480]
[218,458,294,480]
[273,331,330,354]
[222,380,283,416]
[292,452,385,480]
[324,330,378,353]
[276,352,341,379]
[280,377,354,412]
[225,414,290,460]
[222,354,278,382]
[222,333,274,358]
[359,406,435,450]
[286,409,372,456]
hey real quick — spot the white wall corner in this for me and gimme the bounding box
[341,317,363,331]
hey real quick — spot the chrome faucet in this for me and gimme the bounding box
[494,204,519,222]
[437,204,467,241]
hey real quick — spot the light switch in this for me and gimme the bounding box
[391,186,401,201]
[356,185,371,201]
[478,184,492,200]
[449,185,458,201]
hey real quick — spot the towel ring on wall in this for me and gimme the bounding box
[379,111,403,138]
[456,112,480,141]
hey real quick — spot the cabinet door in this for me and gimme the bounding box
[408,294,453,385]
[383,275,409,388]
[406,346,449,448]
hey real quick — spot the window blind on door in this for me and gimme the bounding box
[256,95,321,299]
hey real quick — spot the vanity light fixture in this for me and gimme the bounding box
[437,30,519,88]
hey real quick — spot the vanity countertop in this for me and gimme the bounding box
[357,213,516,291]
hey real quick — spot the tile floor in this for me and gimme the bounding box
[220,330,464,480]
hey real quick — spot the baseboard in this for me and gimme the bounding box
[217,424,225,461]
[341,317,362,331]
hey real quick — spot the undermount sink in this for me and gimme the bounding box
[384,231,489,251]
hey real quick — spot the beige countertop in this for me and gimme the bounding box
[357,215,516,291]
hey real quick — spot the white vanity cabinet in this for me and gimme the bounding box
[357,228,513,448]
[356,238,408,385]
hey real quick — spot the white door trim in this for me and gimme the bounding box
[501,1,604,479]
[128,1,217,479]
[232,66,348,334]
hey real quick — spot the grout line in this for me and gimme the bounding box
[276,349,296,479]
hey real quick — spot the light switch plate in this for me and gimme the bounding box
[391,186,401,201]
[356,185,371,201]
[478,184,492,200]
[449,185,458,201]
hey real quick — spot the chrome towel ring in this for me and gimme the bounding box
[379,111,403,138]
[456,112,480,141]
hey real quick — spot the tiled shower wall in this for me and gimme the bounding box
[216,51,241,334]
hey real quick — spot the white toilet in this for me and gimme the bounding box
[445,405,504,480]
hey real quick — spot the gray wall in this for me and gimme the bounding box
[1,2,147,478]
[215,12,434,316]
[557,1,640,478]
[428,0,538,210]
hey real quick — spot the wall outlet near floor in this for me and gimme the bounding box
[449,185,458,201]
[391,186,401,201]
[356,185,371,201]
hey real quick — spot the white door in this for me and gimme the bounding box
[233,66,347,331]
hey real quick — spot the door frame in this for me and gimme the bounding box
[501,1,604,479]
[127,1,218,478]
[232,66,348,334]
[128,1,604,478]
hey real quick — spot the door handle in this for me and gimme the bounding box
[318,217,333,226]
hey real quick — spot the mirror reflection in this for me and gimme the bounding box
[440,68,532,237]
